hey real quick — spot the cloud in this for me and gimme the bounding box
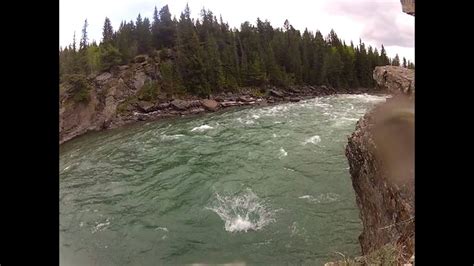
[323,0,414,48]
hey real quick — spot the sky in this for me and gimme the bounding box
[60,0,414,62]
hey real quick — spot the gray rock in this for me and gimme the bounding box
[270,89,284,98]
[220,101,239,107]
[133,72,147,90]
[136,101,156,113]
[170,99,190,110]
[133,55,147,63]
[238,95,255,102]
[157,102,170,110]
[373,66,414,96]
[290,97,301,102]
[96,72,112,82]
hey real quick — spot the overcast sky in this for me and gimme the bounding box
[60,0,414,62]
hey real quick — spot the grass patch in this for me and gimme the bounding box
[327,244,409,266]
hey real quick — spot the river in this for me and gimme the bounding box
[60,93,387,265]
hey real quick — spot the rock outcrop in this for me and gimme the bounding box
[345,68,414,262]
[59,53,374,144]
[342,1,415,262]
[401,0,415,16]
[373,66,415,96]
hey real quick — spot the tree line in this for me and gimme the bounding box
[59,4,415,96]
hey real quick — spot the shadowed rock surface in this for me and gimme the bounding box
[342,2,415,262]
[344,56,414,264]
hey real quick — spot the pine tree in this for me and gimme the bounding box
[60,5,398,90]
[204,34,224,91]
[156,5,177,48]
[326,47,343,88]
[403,57,407,68]
[80,19,89,50]
[380,44,390,65]
[100,44,122,71]
[151,6,160,48]
[102,17,114,44]
[72,31,77,52]
[176,4,209,96]
[392,54,400,66]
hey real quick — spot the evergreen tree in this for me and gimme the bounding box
[72,31,77,51]
[176,4,209,96]
[100,44,122,71]
[203,34,224,91]
[151,6,160,48]
[80,19,89,50]
[156,5,177,48]
[392,54,400,66]
[102,17,114,44]
[380,45,390,65]
[60,4,402,92]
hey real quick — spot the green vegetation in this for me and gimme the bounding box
[137,80,160,101]
[63,74,92,103]
[59,4,415,97]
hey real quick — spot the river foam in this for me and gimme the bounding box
[206,189,275,233]
[191,125,214,132]
[298,193,341,204]
[303,135,321,145]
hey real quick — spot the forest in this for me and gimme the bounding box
[59,4,415,96]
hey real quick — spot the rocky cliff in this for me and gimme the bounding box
[59,53,373,144]
[341,1,415,263]
[345,65,414,263]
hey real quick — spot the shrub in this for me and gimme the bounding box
[63,74,92,103]
[137,80,160,101]
[100,44,122,71]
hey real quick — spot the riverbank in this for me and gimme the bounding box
[60,85,384,144]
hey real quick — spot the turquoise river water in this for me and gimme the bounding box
[60,93,387,265]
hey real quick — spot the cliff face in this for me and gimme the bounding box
[60,55,160,144]
[345,66,414,261]
[59,53,365,144]
[342,1,415,262]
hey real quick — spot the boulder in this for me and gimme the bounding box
[220,101,239,107]
[157,102,170,110]
[188,100,202,108]
[238,95,255,102]
[290,97,301,102]
[373,66,415,96]
[189,107,205,114]
[289,87,301,93]
[213,96,225,102]
[136,101,155,113]
[133,55,147,63]
[201,99,219,111]
[170,99,190,110]
[96,72,112,82]
[270,89,284,98]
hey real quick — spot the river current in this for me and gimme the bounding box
[60,93,387,265]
